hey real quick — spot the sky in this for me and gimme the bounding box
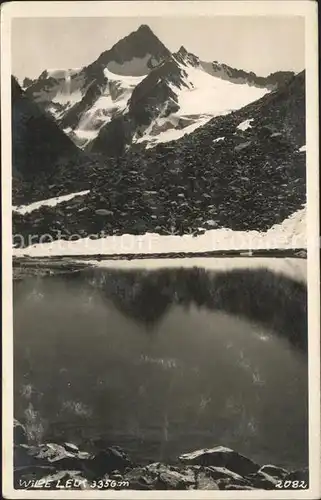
[12,16,305,81]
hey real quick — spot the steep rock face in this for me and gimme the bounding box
[11,77,80,181]
[89,56,186,156]
[24,25,170,149]
[11,77,95,206]
[128,57,187,124]
[22,77,35,89]
[84,24,170,77]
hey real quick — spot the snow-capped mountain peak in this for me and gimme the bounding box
[24,25,295,153]
[85,24,170,78]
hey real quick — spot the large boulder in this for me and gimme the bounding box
[179,446,259,476]
[15,442,93,472]
[195,472,219,490]
[123,466,156,490]
[259,464,288,479]
[156,469,195,490]
[205,466,246,482]
[89,447,133,477]
[245,470,279,490]
[124,463,197,490]
[14,424,133,484]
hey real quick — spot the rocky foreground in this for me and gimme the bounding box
[14,420,308,491]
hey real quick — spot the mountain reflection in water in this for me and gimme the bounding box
[13,263,308,470]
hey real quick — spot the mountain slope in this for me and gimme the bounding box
[24,25,295,154]
[86,46,294,155]
[24,25,170,148]
[12,77,81,179]
[11,77,93,205]
[90,50,271,156]
[12,71,306,249]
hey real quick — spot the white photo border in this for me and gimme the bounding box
[1,2,319,498]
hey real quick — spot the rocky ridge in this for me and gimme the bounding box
[14,419,308,490]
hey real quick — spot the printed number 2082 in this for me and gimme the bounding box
[276,480,307,489]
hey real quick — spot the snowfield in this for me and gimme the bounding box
[135,115,213,148]
[13,205,306,257]
[13,190,90,215]
[135,61,269,147]
[171,62,269,118]
[103,66,147,86]
[72,68,147,147]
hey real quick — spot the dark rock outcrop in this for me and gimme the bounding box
[85,24,170,77]
[11,77,82,181]
[259,464,289,479]
[22,77,34,89]
[207,61,294,90]
[179,446,259,475]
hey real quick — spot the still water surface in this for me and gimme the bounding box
[13,261,308,469]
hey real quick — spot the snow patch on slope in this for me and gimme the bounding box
[13,206,306,256]
[170,63,269,117]
[237,119,254,131]
[103,67,147,86]
[52,89,83,107]
[71,68,147,147]
[135,61,269,148]
[266,206,307,248]
[13,190,90,215]
[135,115,212,148]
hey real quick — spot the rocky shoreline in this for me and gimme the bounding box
[14,420,308,491]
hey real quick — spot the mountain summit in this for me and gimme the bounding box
[85,24,170,77]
